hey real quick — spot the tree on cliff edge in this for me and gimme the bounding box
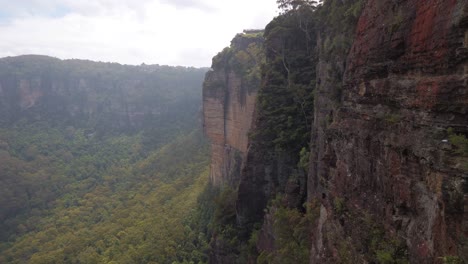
[276,0,318,12]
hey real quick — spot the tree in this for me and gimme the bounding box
[276,0,318,12]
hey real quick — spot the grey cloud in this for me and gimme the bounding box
[159,0,216,12]
[0,0,155,18]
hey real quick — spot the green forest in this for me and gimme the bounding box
[0,56,214,263]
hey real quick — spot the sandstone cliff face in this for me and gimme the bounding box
[204,1,467,262]
[309,0,468,263]
[203,33,263,187]
[2,76,151,128]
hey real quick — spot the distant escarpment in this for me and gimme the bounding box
[0,55,206,137]
[203,0,467,263]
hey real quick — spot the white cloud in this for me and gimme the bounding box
[0,0,279,67]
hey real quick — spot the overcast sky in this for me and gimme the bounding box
[0,0,279,67]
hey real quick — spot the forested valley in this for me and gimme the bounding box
[2,0,467,262]
[0,55,215,263]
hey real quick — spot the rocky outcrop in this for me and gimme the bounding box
[309,0,468,263]
[203,33,263,187]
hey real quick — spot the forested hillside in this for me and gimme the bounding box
[0,55,213,263]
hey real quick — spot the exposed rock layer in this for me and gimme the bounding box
[203,34,262,187]
[309,0,468,262]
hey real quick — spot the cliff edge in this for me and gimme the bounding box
[203,32,263,187]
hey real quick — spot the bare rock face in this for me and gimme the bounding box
[203,33,263,187]
[18,79,43,109]
[309,0,468,263]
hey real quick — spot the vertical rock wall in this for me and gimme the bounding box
[309,0,468,263]
[203,33,263,187]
